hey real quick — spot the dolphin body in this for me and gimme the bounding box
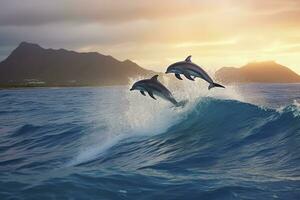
[165,55,225,90]
[130,75,186,107]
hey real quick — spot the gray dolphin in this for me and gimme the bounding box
[165,55,225,90]
[130,75,186,107]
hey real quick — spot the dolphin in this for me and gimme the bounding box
[165,55,225,90]
[130,75,186,107]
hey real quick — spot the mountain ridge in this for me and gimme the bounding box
[0,42,156,87]
[215,61,300,84]
[1,42,300,87]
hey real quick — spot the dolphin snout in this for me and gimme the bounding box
[130,85,136,91]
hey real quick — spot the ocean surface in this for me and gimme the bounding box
[0,81,300,199]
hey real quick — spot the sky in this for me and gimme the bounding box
[1,0,300,73]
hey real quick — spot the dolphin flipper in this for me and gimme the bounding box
[140,91,146,96]
[175,74,183,80]
[148,91,156,100]
[183,73,195,81]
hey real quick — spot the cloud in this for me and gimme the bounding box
[0,0,300,72]
[0,0,215,26]
[1,0,300,27]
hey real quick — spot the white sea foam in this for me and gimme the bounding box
[68,77,185,166]
[277,99,300,118]
[68,75,247,166]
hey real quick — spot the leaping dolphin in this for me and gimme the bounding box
[130,75,186,107]
[165,55,225,90]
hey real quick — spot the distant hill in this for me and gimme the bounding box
[215,61,300,84]
[0,42,156,87]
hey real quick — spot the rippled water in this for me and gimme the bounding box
[0,82,300,199]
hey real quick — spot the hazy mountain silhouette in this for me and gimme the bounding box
[0,42,156,87]
[215,61,300,84]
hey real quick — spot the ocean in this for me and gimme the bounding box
[0,81,299,199]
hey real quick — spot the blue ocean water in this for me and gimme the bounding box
[0,83,300,199]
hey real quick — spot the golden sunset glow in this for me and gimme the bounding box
[1,0,300,73]
[78,0,300,74]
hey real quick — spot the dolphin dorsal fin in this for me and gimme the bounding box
[185,55,192,62]
[151,75,159,81]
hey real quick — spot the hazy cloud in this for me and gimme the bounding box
[2,0,299,26]
[0,0,300,72]
[0,0,213,26]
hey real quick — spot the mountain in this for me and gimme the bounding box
[0,42,156,87]
[215,61,300,84]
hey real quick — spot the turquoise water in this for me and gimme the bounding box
[0,84,299,199]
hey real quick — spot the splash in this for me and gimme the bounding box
[277,99,300,118]
[68,76,249,166]
[68,77,187,166]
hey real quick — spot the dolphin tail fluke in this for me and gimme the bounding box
[174,100,188,108]
[208,82,225,90]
